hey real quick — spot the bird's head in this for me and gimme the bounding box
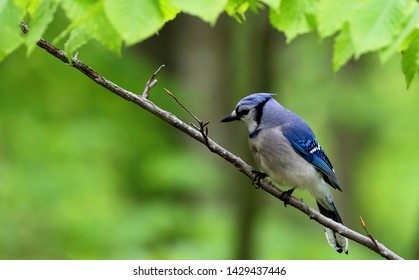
[221,93,275,133]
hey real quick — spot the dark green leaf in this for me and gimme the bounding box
[402,34,419,88]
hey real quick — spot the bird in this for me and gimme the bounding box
[221,93,348,254]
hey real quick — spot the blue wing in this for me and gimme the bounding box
[281,122,342,191]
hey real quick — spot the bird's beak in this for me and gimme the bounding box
[221,111,240,122]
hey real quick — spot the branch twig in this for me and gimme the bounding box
[142,64,165,99]
[20,22,403,260]
[164,88,213,152]
[360,216,381,253]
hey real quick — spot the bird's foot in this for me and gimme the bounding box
[251,171,267,188]
[279,187,296,207]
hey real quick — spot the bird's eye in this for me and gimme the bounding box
[237,108,250,116]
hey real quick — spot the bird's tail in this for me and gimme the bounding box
[316,200,348,254]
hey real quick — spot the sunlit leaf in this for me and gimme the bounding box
[380,5,419,62]
[333,24,355,71]
[169,0,228,24]
[159,0,180,21]
[24,0,58,55]
[62,1,121,56]
[104,0,166,45]
[269,0,317,42]
[316,0,357,38]
[260,0,281,10]
[349,0,409,57]
[0,0,24,61]
[61,0,98,20]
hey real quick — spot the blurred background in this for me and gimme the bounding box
[0,9,418,260]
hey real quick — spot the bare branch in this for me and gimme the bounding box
[21,22,403,260]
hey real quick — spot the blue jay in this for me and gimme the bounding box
[222,93,348,254]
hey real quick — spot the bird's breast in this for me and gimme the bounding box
[249,128,320,189]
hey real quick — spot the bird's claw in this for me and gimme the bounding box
[279,187,296,207]
[251,171,267,188]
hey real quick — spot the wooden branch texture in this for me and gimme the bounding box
[21,23,403,260]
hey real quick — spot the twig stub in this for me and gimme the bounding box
[360,216,381,253]
[142,64,165,99]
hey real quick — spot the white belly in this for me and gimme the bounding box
[249,128,321,189]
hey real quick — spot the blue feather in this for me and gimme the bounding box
[281,121,342,191]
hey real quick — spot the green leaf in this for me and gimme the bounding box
[24,0,58,55]
[225,0,250,22]
[225,0,265,22]
[159,0,180,21]
[269,0,317,42]
[260,0,281,10]
[169,0,228,25]
[316,0,356,38]
[333,24,354,71]
[380,5,419,62]
[61,0,98,20]
[61,0,121,55]
[54,0,94,45]
[13,0,32,11]
[349,0,409,57]
[0,0,24,61]
[401,34,419,88]
[104,0,166,45]
[64,25,90,57]
[88,3,122,53]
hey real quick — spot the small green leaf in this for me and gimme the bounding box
[64,26,90,58]
[58,0,99,46]
[25,0,58,55]
[225,0,250,22]
[104,0,166,45]
[169,0,228,25]
[333,24,354,71]
[0,0,24,61]
[269,0,317,42]
[402,34,419,88]
[350,0,409,57]
[64,1,122,56]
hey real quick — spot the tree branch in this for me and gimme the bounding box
[21,22,403,260]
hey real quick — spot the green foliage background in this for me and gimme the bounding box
[1,0,419,87]
[0,0,418,260]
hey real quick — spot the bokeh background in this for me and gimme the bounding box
[0,9,418,260]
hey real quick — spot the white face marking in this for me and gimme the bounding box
[237,107,258,135]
